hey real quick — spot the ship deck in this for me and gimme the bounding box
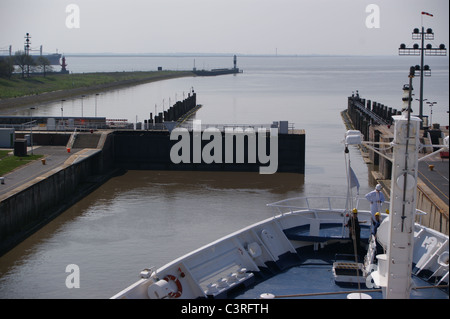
[233,244,449,299]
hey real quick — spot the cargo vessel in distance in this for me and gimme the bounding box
[0,51,61,65]
[1,33,62,65]
[193,55,243,76]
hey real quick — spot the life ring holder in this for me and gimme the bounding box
[163,274,183,298]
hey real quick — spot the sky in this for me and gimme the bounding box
[0,0,449,56]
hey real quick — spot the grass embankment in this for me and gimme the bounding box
[0,150,43,176]
[0,71,194,109]
[0,71,191,99]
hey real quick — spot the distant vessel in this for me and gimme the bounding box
[192,55,243,76]
[0,33,62,65]
[31,53,62,65]
[0,47,62,66]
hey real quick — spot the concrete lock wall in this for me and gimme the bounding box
[112,130,305,173]
[0,151,102,254]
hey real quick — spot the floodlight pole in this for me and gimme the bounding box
[399,26,447,129]
[419,27,425,127]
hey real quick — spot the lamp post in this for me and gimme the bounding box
[61,99,65,131]
[416,98,428,127]
[399,15,447,129]
[81,95,86,118]
[426,101,436,127]
[29,107,35,155]
[95,93,99,117]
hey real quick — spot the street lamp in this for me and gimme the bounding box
[399,17,447,128]
[426,101,437,127]
[415,98,427,127]
[95,93,100,117]
[29,107,35,155]
[81,95,86,117]
[61,99,66,131]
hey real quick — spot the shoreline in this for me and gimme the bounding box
[0,71,194,113]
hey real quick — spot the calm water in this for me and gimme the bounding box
[0,55,448,298]
[4,55,449,127]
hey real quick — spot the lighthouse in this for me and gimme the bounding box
[60,56,68,73]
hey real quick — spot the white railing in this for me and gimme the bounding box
[178,123,276,132]
[177,122,297,133]
[267,196,427,223]
[267,196,367,214]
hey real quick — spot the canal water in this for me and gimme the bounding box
[0,55,448,298]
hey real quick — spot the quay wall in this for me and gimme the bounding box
[416,181,449,235]
[112,130,305,174]
[347,94,401,140]
[0,151,102,254]
[0,133,115,255]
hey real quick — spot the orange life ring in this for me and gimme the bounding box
[163,274,182,298]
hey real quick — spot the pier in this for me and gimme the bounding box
[344,93,449,235]
[145,90,199,128]
[192,55,243,76]
[347,91,403,140]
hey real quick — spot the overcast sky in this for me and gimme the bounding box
[1,0,448,55]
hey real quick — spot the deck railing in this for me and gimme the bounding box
[267,196,427,224]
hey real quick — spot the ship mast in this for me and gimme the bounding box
[383,67,420,298]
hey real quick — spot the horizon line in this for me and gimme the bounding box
[61,52,400,58]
